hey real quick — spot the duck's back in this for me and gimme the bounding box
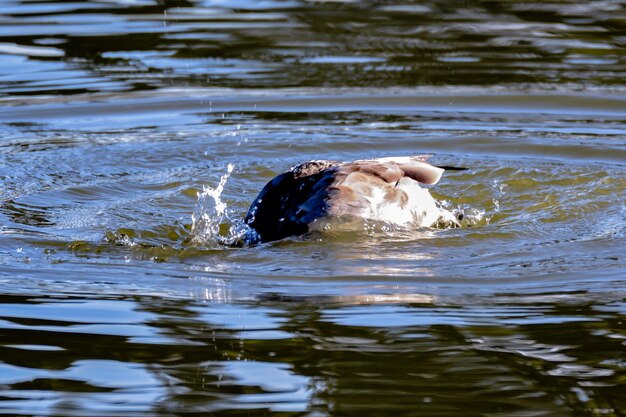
[244,160,339,242]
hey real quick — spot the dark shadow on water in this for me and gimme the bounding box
[2,0,626,96]
[0,293,624,415]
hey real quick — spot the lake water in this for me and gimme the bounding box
[1,0,625,415]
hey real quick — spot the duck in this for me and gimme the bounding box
[244,156,460,243]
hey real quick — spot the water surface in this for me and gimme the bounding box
[1,0,625,415]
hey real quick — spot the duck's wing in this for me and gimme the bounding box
[397,161,444,185]
[350,155,444,185]
[355,155,431,165]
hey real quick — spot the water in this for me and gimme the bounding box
[1,0,625,415]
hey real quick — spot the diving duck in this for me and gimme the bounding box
[245,156,459,243]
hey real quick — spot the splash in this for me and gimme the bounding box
[190,164,232,246]
[438,200,487,227]
[453,205,486,226]
[189,164,258,247]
